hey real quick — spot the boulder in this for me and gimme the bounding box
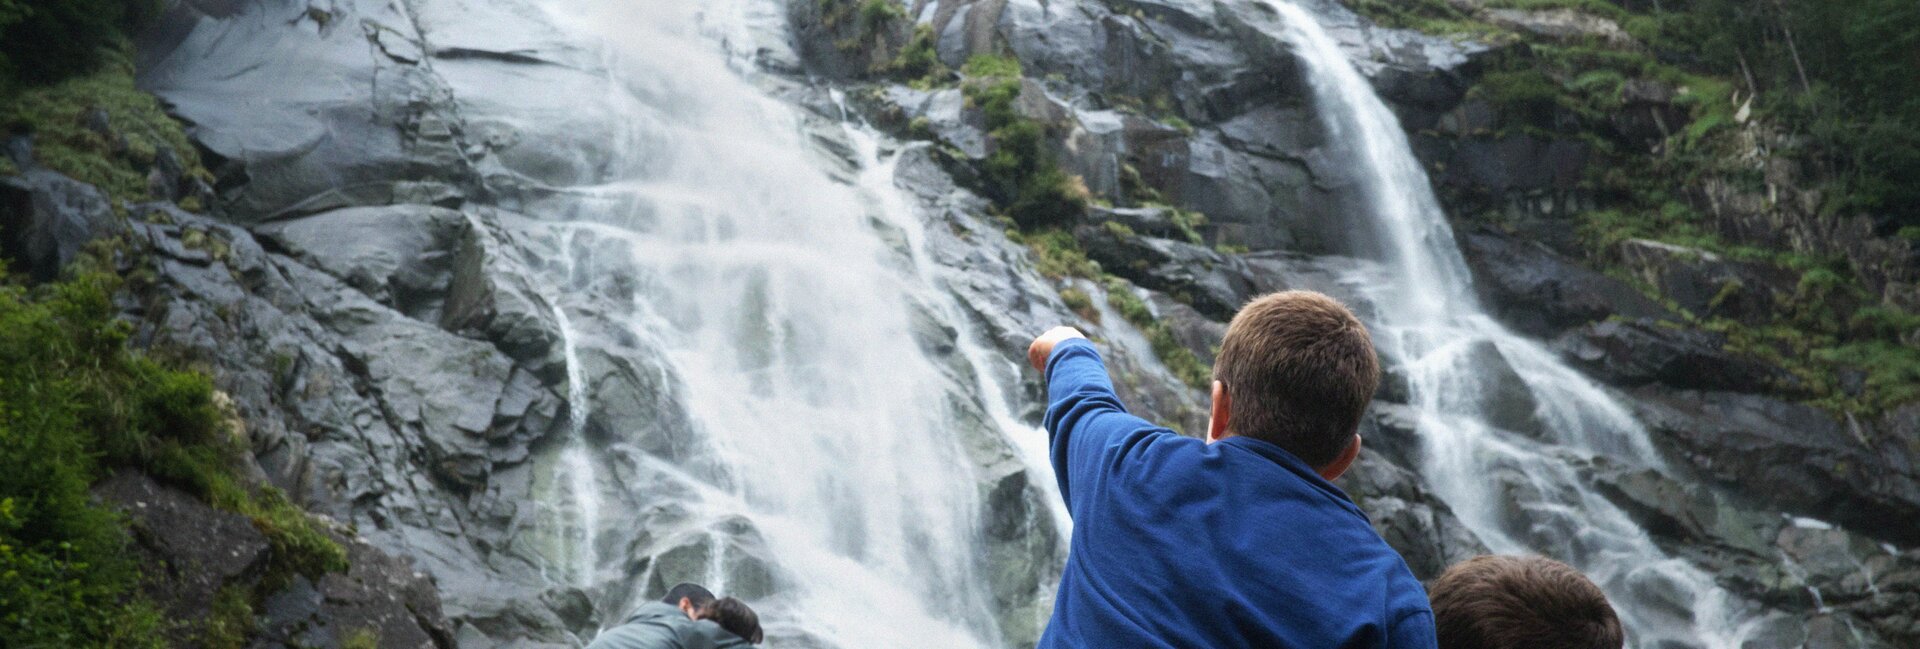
[1075,223,1254,320]
[1617,239,1800,325]
[1345,453,1489,581]
[0,169,127,282]
[138,0,483,219]
[254,205,469,320]
[1459,227,1671,337]
[1481,8,1639,49]
[257,531,457,649]
[94,471,271,642]
[1458,340,1548,438]
[1554,318,1792,394]
[1633,389,1920,544]
[1588,464,1782,557]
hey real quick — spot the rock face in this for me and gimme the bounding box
[1459,227,1671,337]
[94,471,455,649]
[67,0,1907,647]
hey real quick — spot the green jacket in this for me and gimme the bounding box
[585,602,753,649]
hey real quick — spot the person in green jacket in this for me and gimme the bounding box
[586,583,764,649]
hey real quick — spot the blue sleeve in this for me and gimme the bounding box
[1389,610,1438,649]
[1041,338,1156,512]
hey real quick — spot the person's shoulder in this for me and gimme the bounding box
[621,601,687,624]
[687,619,752,649]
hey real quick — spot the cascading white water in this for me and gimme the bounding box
[1261,2,1764,647]
[507,1,1053,646]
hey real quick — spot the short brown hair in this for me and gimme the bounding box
[696,597,764,644]
[1430,555,1624,649]
[1212,290,1379,466]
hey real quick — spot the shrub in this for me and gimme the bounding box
[0,274,170,648]
[962,55,1087,228]
[0,268,347,647]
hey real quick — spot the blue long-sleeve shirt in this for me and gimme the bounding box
[1036,338,1436,649]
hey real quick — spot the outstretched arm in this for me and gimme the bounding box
[1028,327,1142,509]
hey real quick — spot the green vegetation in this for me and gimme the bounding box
[1058,286,1098,322]
[0,266,346,646]
[962,54,1089,229]
[1106,278,1212,390]
[0,0,160,93]
[341,628,381,649]
[955,52,1216,392]
[887,24,948,85]
[1349,0,1920,412]
[1010,227,1101,280]
[0,45,211,204]
[203,584,256,649]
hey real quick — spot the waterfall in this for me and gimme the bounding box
[507,1,1050,646]
[1260,2,1762,647]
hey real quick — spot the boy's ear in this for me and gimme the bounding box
[1207,381,1230,442]
[1317,435,1361,481]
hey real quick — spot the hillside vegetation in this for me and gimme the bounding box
[1349,0,1920,412]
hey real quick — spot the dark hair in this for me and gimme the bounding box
[661,583,715,608]
[1212,290,1380,466]
[1430,555,1624,649]
[695,597,764,644]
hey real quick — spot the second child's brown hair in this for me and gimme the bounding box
[1212,290,1380,466]
[1429,555,1624,649]
[696,597,765,644]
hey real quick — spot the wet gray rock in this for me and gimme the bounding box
[94,470,455,649]
[257,531,457,649]
[1633,389,1920,545]
[1459,227,1672,337]
[138,0,483,220]
[0,168,128,281]
[1481,8,1638,48]
[1617,239,1802,325]
[255,205,468,320]
[94,471,271,644]
[1459,340,1548,438]
[1148,292,1228,361]
[1344,453,1488,580]
[1075,224,1254,319]
[1555,319,1792,394]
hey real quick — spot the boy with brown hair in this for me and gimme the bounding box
[1027,290,1436,648]
[1428,555,1624,649]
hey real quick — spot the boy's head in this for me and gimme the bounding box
[695,597,765,645]
[1429,555,1624,649]
[662,582,715,617]
[1210,290,1379,476]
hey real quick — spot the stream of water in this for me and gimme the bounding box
[1261,2,1764,647]
[515,1,1058,646]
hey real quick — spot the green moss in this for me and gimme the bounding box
[888,24,948,85]
[1027,229,1101,279]
[1058,286,1098,322]
[0,45,207,204]
[1480,0,1629,21]
[1103,278,1211,389]
[961,54,1021,80]
[341,628,381,649]
[1340,0,1495,38]
[202,584,255,649]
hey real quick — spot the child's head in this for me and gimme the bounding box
[695,597,765,645]
[1429,555,1624,649]
[1211,290,1379,471]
